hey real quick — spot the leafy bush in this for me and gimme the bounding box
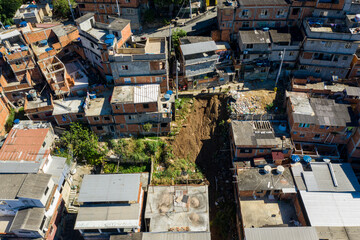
[143,123,152,132]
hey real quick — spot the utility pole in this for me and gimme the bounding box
[275,48,286,87]
[189,0,192,19]
[176,60,180,99]
[116,0,121,17]
[67,0,75,21]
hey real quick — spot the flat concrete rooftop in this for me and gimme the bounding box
[240,196,298,228]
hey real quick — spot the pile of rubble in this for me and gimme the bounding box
[229,91,266,115]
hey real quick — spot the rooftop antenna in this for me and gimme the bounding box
[67,0,75,21]
[116,0,120,17]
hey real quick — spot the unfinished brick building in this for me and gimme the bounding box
[110,37,169,92]
[75,13,132,80]
[75,0,144,31]
[286,91,357,145]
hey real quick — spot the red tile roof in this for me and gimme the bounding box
[0,128,50,162]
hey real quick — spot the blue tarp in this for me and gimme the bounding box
[14,119,20,124]
[26,4,37,8]
[45,47,53,52]
[20,21,27,27]
[166,90,173,95]
[4,25,10,29]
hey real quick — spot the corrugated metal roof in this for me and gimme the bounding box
[78,174,141,203]
[17,173,52,200]
[0,127,50,162]
[0,174,27,199]
[10,208,45,232]
[345,86,360,97]
[309,162,360,192]
[75,204,141,229]
[134,84,159,104]
[0,161,40,173]
[180,41,217,56]
[300,191,360,226]
[142,232,211,240]
[110,232,211,240]
[244,227,319,240]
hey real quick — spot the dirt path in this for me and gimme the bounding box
[169,95,237,240]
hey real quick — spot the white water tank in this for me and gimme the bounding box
[355,14,360,22]
[277,165,285,174]
[264,165,272,174]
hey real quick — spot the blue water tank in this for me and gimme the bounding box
[14,119,20,124]
[291,155,300,163]
[303,155,312,163]
[164,94,171,100]
[166,90,173,95]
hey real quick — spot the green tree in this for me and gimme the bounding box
[154,0,183,7]
[0,0,22,26]
[143,123,152,132]
[61,123,105,165]
[53,0,77,19]
[172,28,187,49]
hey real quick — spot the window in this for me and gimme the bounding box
[261,9,268,16]
[163,104,167,108]
[324,41,332,47]
[32,114,39,119]
[15,60,22,66]
[96,126,103,131]
[120,124,125,129]
[293,131,297,134]
[64,49,69,54]
[44,186,49,195]
[104,116,110,121]
[319,11,328,17]
[109,126,115,132]
[289,51,294,56]
[78,3,85,8]
[122,65,128,70]
[320,125,325,129]
[300,65,307,70]
[143,103,149,109]
[99,4,104,9]
[243,54,250,59]
[62,115,67,121]
[277,9,285,16]
[125,0,130,2]
[76,114,83,119]
[292,8,300,15]
[315,68,320,73]
[128,115,132,120]
[314,134,321,139]
[242,21,250,28]
[115,105,120,110]
[94,117,100,121]
[345,43,352,49]
[240,149,252,153]
[343,56,349,60]
[42,141,46,148]
[126,8,135,14]
[155,77,162,82]
[333,55,339,62]
[242,10,249,17]
[161,123,168,127]
[40,216,47,230]
[300,134,305,137]
[259,149,264,153]
[124,77,131,83]
[90,42,95,48]
[246,44,253,49]
[299,123,310,128]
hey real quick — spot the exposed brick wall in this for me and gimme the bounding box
[0,96,9,136]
